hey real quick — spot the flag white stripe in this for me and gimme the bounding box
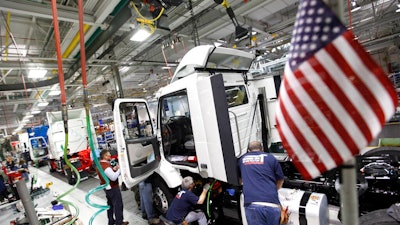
[280,65,337,169]
[299,56,367,146]
[298,62,355,160]
[275,80,321,178]
[333,36,396,121]
[316,49,381,143]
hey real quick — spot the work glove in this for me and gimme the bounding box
[203,183,210,191]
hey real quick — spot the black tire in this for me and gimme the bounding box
[152,176,175,215]
[359,209,399,225]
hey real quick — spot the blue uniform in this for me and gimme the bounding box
[166,190,199,224]
[238,151,284,225]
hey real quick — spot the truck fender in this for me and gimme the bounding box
[156,160,182,188]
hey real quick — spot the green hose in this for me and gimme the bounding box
[206,180,217,218]
[83,94,110,225]
[56,124,80,225]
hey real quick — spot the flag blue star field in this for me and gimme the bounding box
[275,0,398,180]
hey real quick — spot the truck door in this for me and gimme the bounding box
[29,137,49,161]
[113,99,160,188]
[193,74,240,185]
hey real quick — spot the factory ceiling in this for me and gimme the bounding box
[0,0,399,136]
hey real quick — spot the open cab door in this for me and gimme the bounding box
[113,99,160,188]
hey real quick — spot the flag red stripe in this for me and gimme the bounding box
[309,53,373,149]
[290,69,344,165]
[276,120,313,180]
[343,31,399,108]
[280,76,328,173]
[325,36,385,125]
[294,67,356,161]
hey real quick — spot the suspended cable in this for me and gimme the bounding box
[161,45,173,77]
[130,1,165,22]
[347,0,353,29]
[50,1,80,224]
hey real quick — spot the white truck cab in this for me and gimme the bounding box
[113,45,328,224]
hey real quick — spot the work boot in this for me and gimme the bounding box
[149,218,160,225]
[121,222,129,225]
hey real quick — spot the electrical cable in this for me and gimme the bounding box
[76,0,111,223]
[50,1,80,224]
[161,45,173,77]
[130,1,165,22]
[130,1,164,38]
[206,180,217,218]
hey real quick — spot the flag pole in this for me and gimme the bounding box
[341,158,359,224]
[324,0,359,224]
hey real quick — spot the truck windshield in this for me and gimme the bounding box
[161,93,190,123]
[206,52,253,70]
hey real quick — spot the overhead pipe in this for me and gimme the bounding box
[0,0,131,91]
[62,24,90,58]
[39,0,69,58]
[70,0,128,59]
[74,0,132,58]
[76,0,111,222]
[50,1,80,224]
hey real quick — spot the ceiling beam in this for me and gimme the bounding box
[0,0,97,25]
[0,1,132,91]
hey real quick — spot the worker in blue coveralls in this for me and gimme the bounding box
[238,141,285,225]
[166,176,210,225]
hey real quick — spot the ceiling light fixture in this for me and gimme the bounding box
[38,102,49,107]
[119,66,129,73]
[351,0,361,12]
[130,29,152,42]
[28,69,47,78]
[130,18,155,42]
[31,110,41,114]
[48,90,61,96]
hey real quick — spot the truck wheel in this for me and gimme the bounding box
[359,209,399,225]
[152,177,174,215]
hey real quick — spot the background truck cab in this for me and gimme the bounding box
[46,108,99,184]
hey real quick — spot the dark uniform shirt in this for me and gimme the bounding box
[166,190,199,224]
[238,151,284,205]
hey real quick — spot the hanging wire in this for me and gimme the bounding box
[50,1,80,224]
[347,0,353,29]
[76,0,111,223]
[130,1,165,22]
[161,45,173,77]
[130,1,165,38]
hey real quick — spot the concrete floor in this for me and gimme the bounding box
[0,165,148,225]
[0,165,343,225]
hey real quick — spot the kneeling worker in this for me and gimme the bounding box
[166,176,210,225]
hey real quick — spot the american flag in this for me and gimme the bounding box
[275,0,398,180]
